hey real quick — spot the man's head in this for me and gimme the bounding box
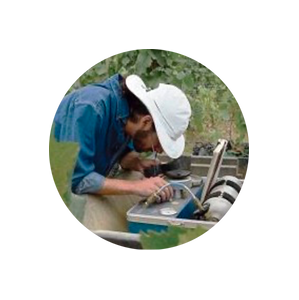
[123,75,191,158]
[122,79,162,153]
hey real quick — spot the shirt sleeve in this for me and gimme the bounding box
[71,103,105,194]
[74,171,105,194]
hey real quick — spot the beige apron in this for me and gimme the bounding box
[69,170,144,232]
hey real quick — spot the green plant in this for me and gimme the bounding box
[140,226,207,249]
[69,49,248,150]
[49,128,79,207]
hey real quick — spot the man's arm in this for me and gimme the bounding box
[69,103,105,194]
[120,151,159,173]
[94,178,139,195]
[120,151,143,172]
[94,176,173,201]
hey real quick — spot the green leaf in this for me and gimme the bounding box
[127,50,138,60]
[140,226,186,250]
[219,101,228,110]
[135,50,152,75]
[219,109,230,121]
[95,63,107,76]
[182,74,195,92]
[121,56,130,66]
[169,49,179,60]
[143,70,165,88]
[192,100,203,132]
[176,71,186,80]
[192,118,203,133]
[150,50,167,66]
[118,66,129,76]
[164,68,173,76]
[178,226,207,245]
[140,226,212,250]
[49,127,79,207]
[115,51,125,60]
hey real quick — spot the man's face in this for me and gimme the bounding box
[132,129,163,154]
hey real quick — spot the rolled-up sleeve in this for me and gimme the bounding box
[71,103,104,194]
[74,171,105,194]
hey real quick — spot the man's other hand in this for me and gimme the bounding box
[135,158,160,173]
[120,151,160,173]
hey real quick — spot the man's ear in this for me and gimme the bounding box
[140,115,153,131]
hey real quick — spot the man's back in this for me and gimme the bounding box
[53,74,131,194]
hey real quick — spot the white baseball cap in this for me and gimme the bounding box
[126,75,191,158]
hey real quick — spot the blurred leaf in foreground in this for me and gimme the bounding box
[140,226,186,250]
[178,226,207,245]
[49,128,79,207]
[140,226,207,249]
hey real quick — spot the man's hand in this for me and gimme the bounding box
[133,176,173,202]
[95,175,173,202]
[134,158,159,173]
[120,151,159,173]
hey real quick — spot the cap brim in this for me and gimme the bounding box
[154,116,185,158]
[126,75,185,158]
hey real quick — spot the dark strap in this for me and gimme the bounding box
[210,178,241,193]
[106,136,130,175]
[206,191,235,205]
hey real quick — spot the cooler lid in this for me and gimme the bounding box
[200,139,228,202]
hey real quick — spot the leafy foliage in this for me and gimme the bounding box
[140,227,187,249]
[178,226,207,245]
[140,226,207,249]
[70,49,248,147]
[49,129,79,207]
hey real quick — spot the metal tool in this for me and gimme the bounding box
[144,192,161,206]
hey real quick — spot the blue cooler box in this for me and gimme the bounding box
[127,182,216,233]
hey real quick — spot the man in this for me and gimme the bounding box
[54,73,191,203]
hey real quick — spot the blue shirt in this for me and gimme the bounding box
[54,74,133,194]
